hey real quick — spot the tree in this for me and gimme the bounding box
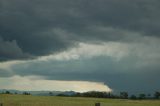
[23,92,30,95]
[74,93,81,97]
[138,94,146,99]
[120,92,128,99]
[5,91,10,94]
[154,91,160,99]
[49,92,53,96]
[57,94,67,96]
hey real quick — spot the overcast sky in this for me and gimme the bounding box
[0,0,160,93]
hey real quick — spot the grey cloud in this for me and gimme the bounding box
[1,0,160,61]
[0,37,32,61]
[0,0,160,93]
[5,55,159,93]
[5,37,159,93]
[0,68,13,77]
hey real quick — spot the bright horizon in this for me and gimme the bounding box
[0,75,112,92]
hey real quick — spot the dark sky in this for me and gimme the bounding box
[0,0,160,93]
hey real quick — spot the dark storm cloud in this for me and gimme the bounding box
[0,37,32,61]
[0,0,160,61]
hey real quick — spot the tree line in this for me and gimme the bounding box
[1,91,31,95]
[57,91,160,100]
[1,90,160,100]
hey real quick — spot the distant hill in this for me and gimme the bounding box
[0,89,77,96]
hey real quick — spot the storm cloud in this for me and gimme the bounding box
[1,0,160,60]
[0,0,160,93]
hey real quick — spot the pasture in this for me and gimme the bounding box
[0,94,160,106]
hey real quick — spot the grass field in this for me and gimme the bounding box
[0,94,160,106]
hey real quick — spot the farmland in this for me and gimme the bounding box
[0,94,160,106]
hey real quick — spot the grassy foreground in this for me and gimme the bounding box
[0,94,160,106]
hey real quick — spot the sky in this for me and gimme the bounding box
[0,0,160,94]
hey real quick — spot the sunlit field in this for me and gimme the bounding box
[0,94,160,106]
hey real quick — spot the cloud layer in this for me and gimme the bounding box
[0,75,112,92]
[0,0,160,93]
[1,0,160,61]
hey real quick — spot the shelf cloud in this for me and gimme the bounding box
[0,0,160,93]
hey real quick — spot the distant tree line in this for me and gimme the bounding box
[0,91,31,95]
[1,90,160,100]
[57,91,160,100]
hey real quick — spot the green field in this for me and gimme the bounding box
[0,94,160,106]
